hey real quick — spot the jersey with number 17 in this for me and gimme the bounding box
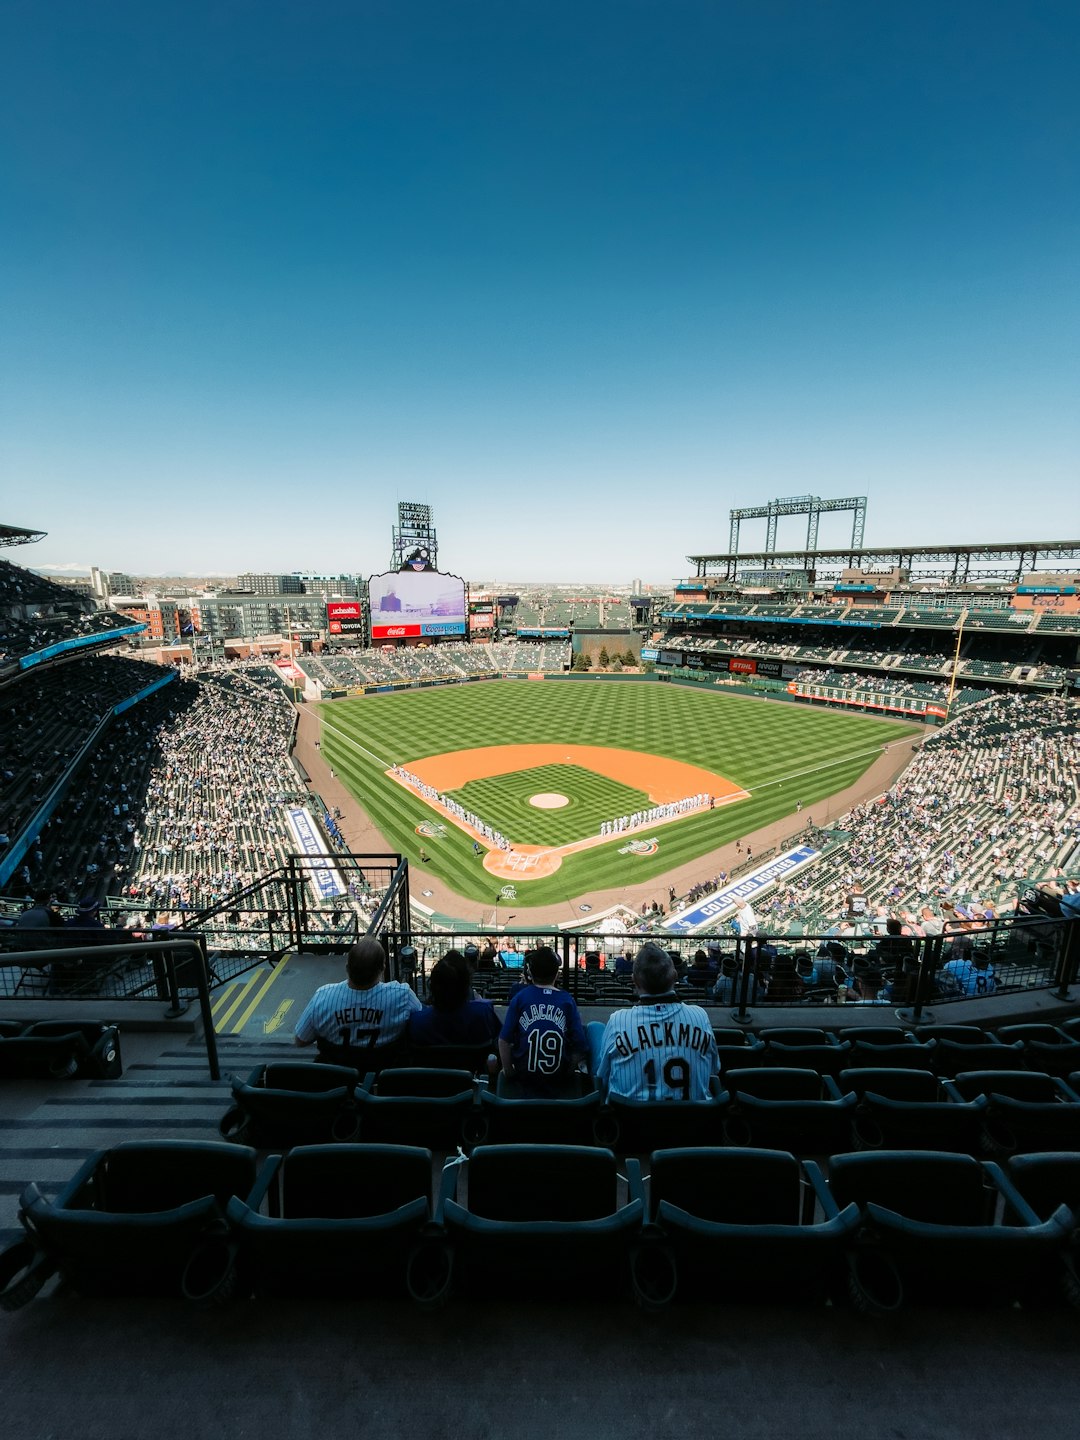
[597,1000,719,1101]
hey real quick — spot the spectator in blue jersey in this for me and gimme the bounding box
[497,945,588,1097]
[294,936,421,1064]
[590,943,719,1101]
[936,942,996,999]
[408,952,501,1049]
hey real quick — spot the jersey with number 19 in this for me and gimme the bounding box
[596,998,718,1101]
[499,983,587,1095]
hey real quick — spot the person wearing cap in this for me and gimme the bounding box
[66,897,107,932]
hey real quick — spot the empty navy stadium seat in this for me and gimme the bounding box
[355,1068,478,1150]
[723,1068,856,1154]
[471,1080,603,1146]
[0,1140,257,1307]
[221,1062,362,1147]
[834,1068,986,1153]
[225,1144,438,1300]
[437,1145,644,1299]
[596,1077,730,1152]
[828,1150,1070,1312]
[637,1147,859,1305]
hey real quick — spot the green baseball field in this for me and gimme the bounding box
[316,679,919,908]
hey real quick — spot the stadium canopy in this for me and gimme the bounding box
[686,539,1080,584]
[0,522,47,548]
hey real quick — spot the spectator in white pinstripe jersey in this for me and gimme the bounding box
[590,944,719,1102]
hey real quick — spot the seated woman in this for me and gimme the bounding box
[408,953,502,1049]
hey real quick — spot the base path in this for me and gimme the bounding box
[408,743,747,805]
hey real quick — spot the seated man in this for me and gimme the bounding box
[408,953,501,1048]
[937,944,996,998]
[497,945,588,1096]
[591,943,719,1101]
[294,936,421,1063]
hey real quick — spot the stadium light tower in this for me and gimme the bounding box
[728,495,867,555]
[391,501,439,572]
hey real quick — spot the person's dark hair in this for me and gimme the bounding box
[634,943,677,996]
[886,917,903,936]
[429,956,469,1011]
[346,936,387,988]
[528,946,559,984]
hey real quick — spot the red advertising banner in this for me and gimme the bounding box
[326,600,365,635]
[729,657,758,674]
[370,623,422,639]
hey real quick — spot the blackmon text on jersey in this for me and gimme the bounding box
[612,1019,712,1059]
[516,1003,568,1033]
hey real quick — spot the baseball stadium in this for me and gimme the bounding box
[1,502,1079,1366]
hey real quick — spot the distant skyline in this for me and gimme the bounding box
[3,3,1078,582]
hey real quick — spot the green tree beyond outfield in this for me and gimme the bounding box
[317,680,919,909]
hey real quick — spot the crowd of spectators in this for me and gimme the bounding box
[300,638,571,690]
[0,557,134,669]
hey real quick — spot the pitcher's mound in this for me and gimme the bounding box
[529,792,569,809]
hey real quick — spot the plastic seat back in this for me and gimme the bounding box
[281,1144,432,1219]
[949,1070,1062,1103]
[836,1068,939,1102]
[828,1151,988,1225]
[725,1067,824,1101]
[373,1068,474,1098]
[649,1147,801,1225]
[1008,1153,1080,1221]
[935,1040,1025,1077]
[467,1145,617,1222]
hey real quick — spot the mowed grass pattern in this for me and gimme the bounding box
[317,679,920,908]
[447,764,652,847]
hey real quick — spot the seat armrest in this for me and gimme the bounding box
[981,1161,1043,1227]
[624,1158,645,1208]
[244,1154,283,1214]
[822,1076,843,1099]
[433,1160,462,1224]
[51,1151,107,1209]
[802,1160,840,1222]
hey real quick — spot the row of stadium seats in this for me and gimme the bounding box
[0,1019,121,1079]
[217,1049,1080,1159]
[5,1138,1080,1314]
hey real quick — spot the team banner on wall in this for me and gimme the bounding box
[663,844,822,935]
[285,807,347,899]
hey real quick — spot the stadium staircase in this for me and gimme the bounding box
[0,1029,295,1255]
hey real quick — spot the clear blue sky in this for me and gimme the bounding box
[2,1,1077,583]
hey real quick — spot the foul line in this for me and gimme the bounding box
[744,739,906,796]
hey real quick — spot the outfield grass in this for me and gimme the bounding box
[317,679,920,908]
[447,763,652,847]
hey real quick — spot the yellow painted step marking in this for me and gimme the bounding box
[210,982,239,1023]
[232,957,291,1034]
[214,969,265,1031]
[263,998,294,1035]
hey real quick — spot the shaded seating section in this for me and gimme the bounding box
[355,1068,478,1151]
[637,1147,859,1305]
[225,1144,439,1301]
[0,1140,257,1307]
[713,1028,764,1072]
[833,1068,986,1153]
[846,1038,937,1070]
[220,1062,362,1147]
[933,1039,1025,1077]
[828,1150,1071,1312]
[762,1037,851,1077]
[596,1077,729,1153]
[0,1020,121,1080]
[436,1145,644,1300]
[945,1071,1080,1156]
[723,1068,856,1154]
[472,1079,603,1146]
[996,1025,1080,1078]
